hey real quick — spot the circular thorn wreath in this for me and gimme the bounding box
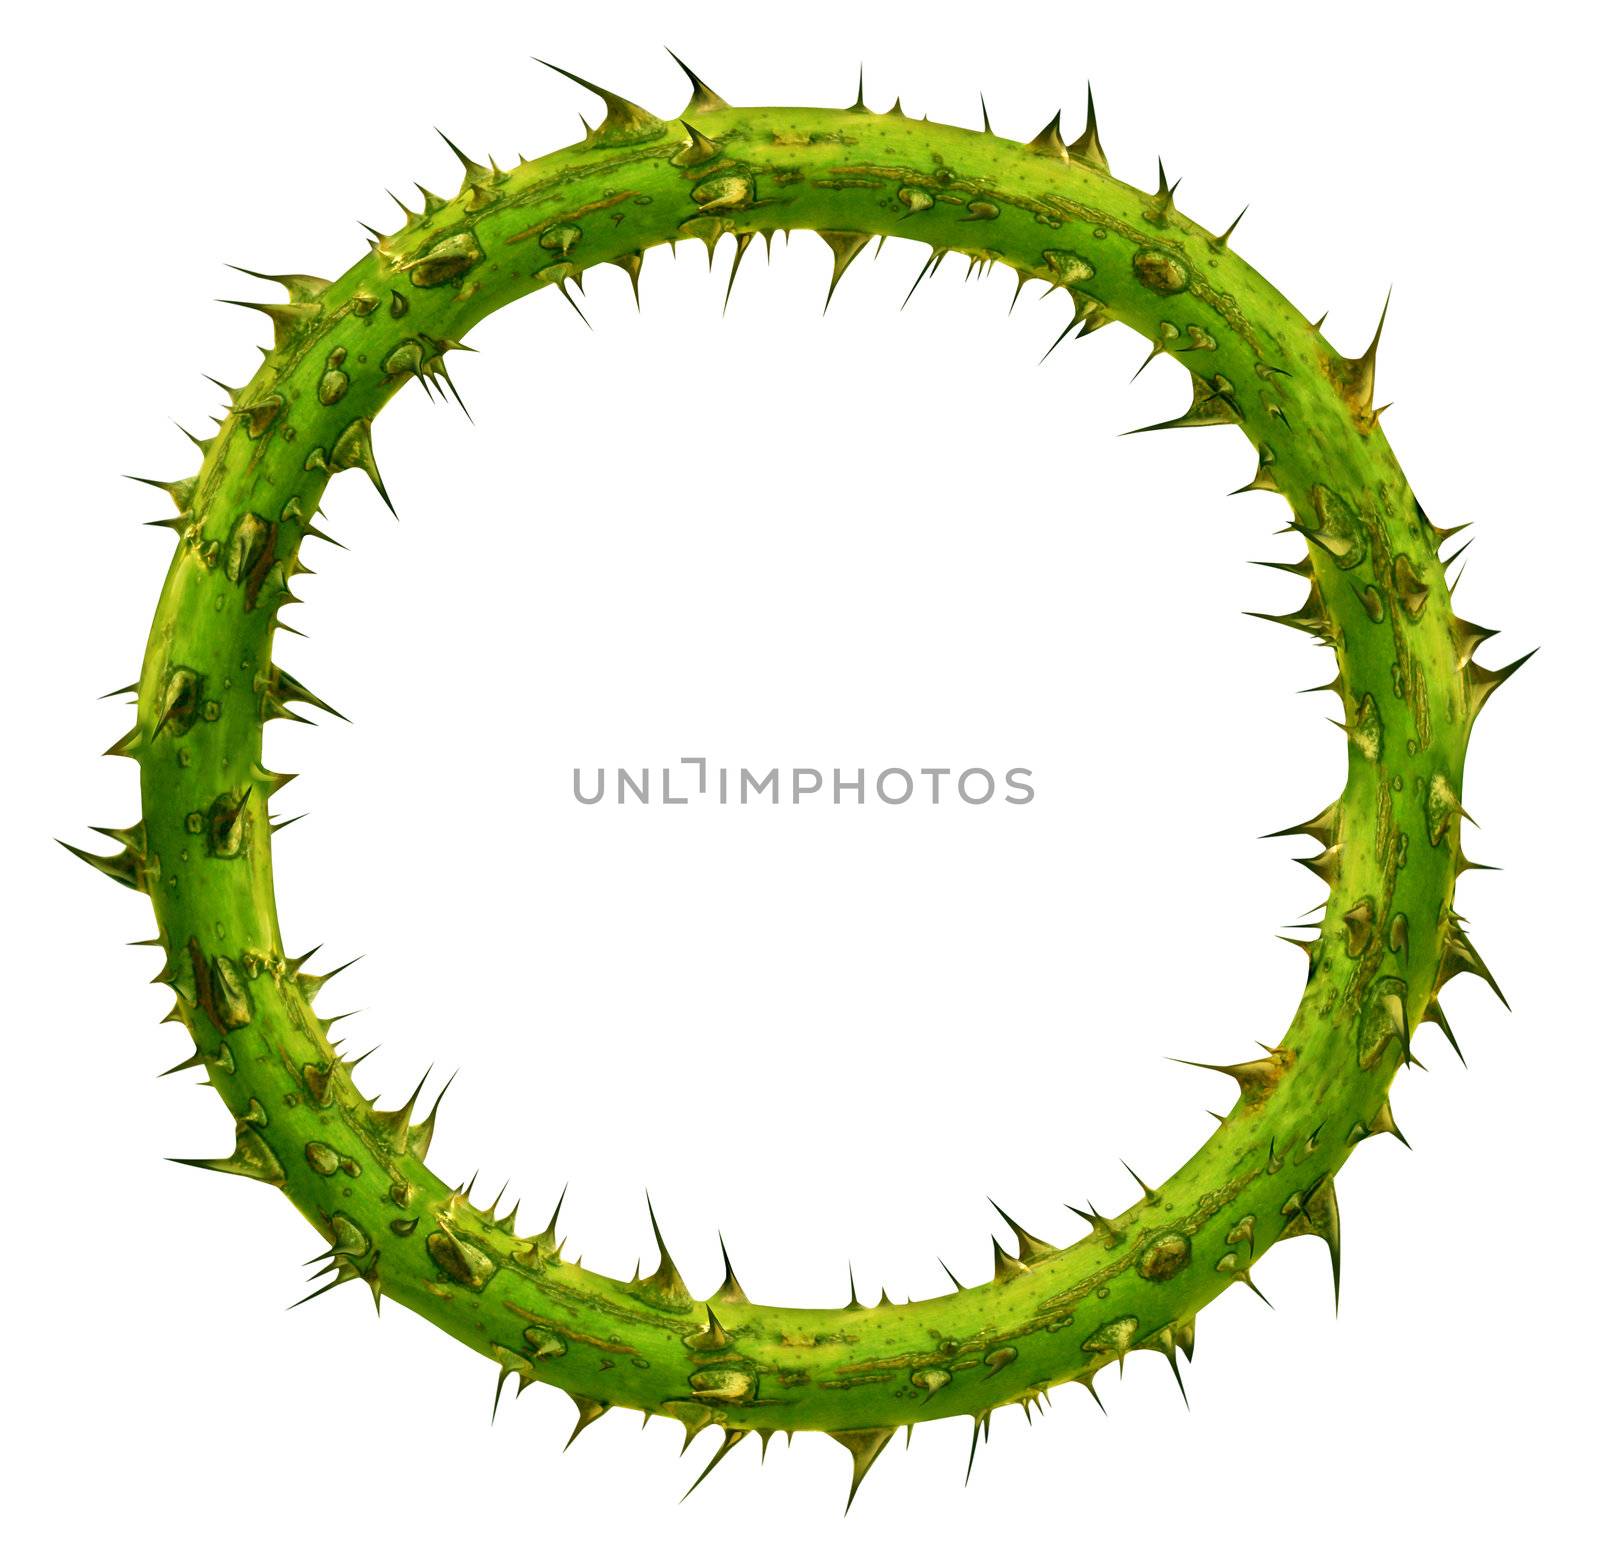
[72,58,1528,1509]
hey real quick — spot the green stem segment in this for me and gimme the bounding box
[83,77,1516,1500]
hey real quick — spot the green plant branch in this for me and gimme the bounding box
[72,64,1523,1506]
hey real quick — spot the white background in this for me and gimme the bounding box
[4,1,1593,1555]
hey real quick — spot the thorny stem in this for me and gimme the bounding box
[77,76,1522,1502]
